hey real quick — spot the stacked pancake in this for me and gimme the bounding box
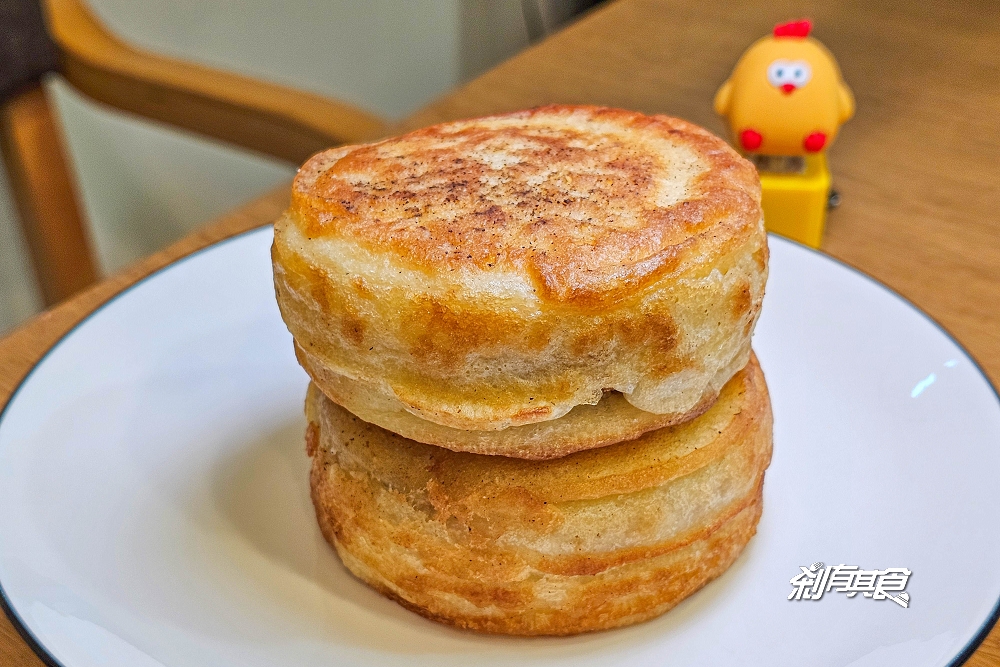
[272,105,772,635]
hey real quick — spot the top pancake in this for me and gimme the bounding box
[288,105,759,305]
[273,105,766,433]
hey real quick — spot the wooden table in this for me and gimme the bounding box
[3,0,1000,663]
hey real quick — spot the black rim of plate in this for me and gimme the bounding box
[0,229,998,667]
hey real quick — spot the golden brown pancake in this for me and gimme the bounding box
[295,340,716,458]
[306,353,773,635]
[274,105,767,438]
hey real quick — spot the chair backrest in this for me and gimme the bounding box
[0,0,387,306]
[0,0,95,305]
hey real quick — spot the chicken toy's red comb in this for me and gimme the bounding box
[773,19,812,38]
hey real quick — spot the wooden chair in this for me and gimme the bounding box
[0,0,387,306]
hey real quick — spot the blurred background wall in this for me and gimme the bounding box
[2,0,606,334]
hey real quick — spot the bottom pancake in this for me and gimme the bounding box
[306,355,772,636]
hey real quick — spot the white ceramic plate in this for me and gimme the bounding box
[1,229,999,667]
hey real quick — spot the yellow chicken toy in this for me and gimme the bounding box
[715,20,854,247]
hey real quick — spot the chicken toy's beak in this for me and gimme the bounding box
[780,83,797,94]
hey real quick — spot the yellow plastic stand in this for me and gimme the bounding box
[758,153,830,248]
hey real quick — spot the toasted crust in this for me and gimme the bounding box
[274,105,766,432]
[288,106,759,305]
[306,354,773,635]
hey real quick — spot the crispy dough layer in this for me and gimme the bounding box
[274,105,767,433]
[306,355,773,635]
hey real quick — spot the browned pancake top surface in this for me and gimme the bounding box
[290,105,760,304]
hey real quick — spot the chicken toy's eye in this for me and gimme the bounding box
[790,62,812,85]
[767,59,812,88]
[766,60,791,86]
